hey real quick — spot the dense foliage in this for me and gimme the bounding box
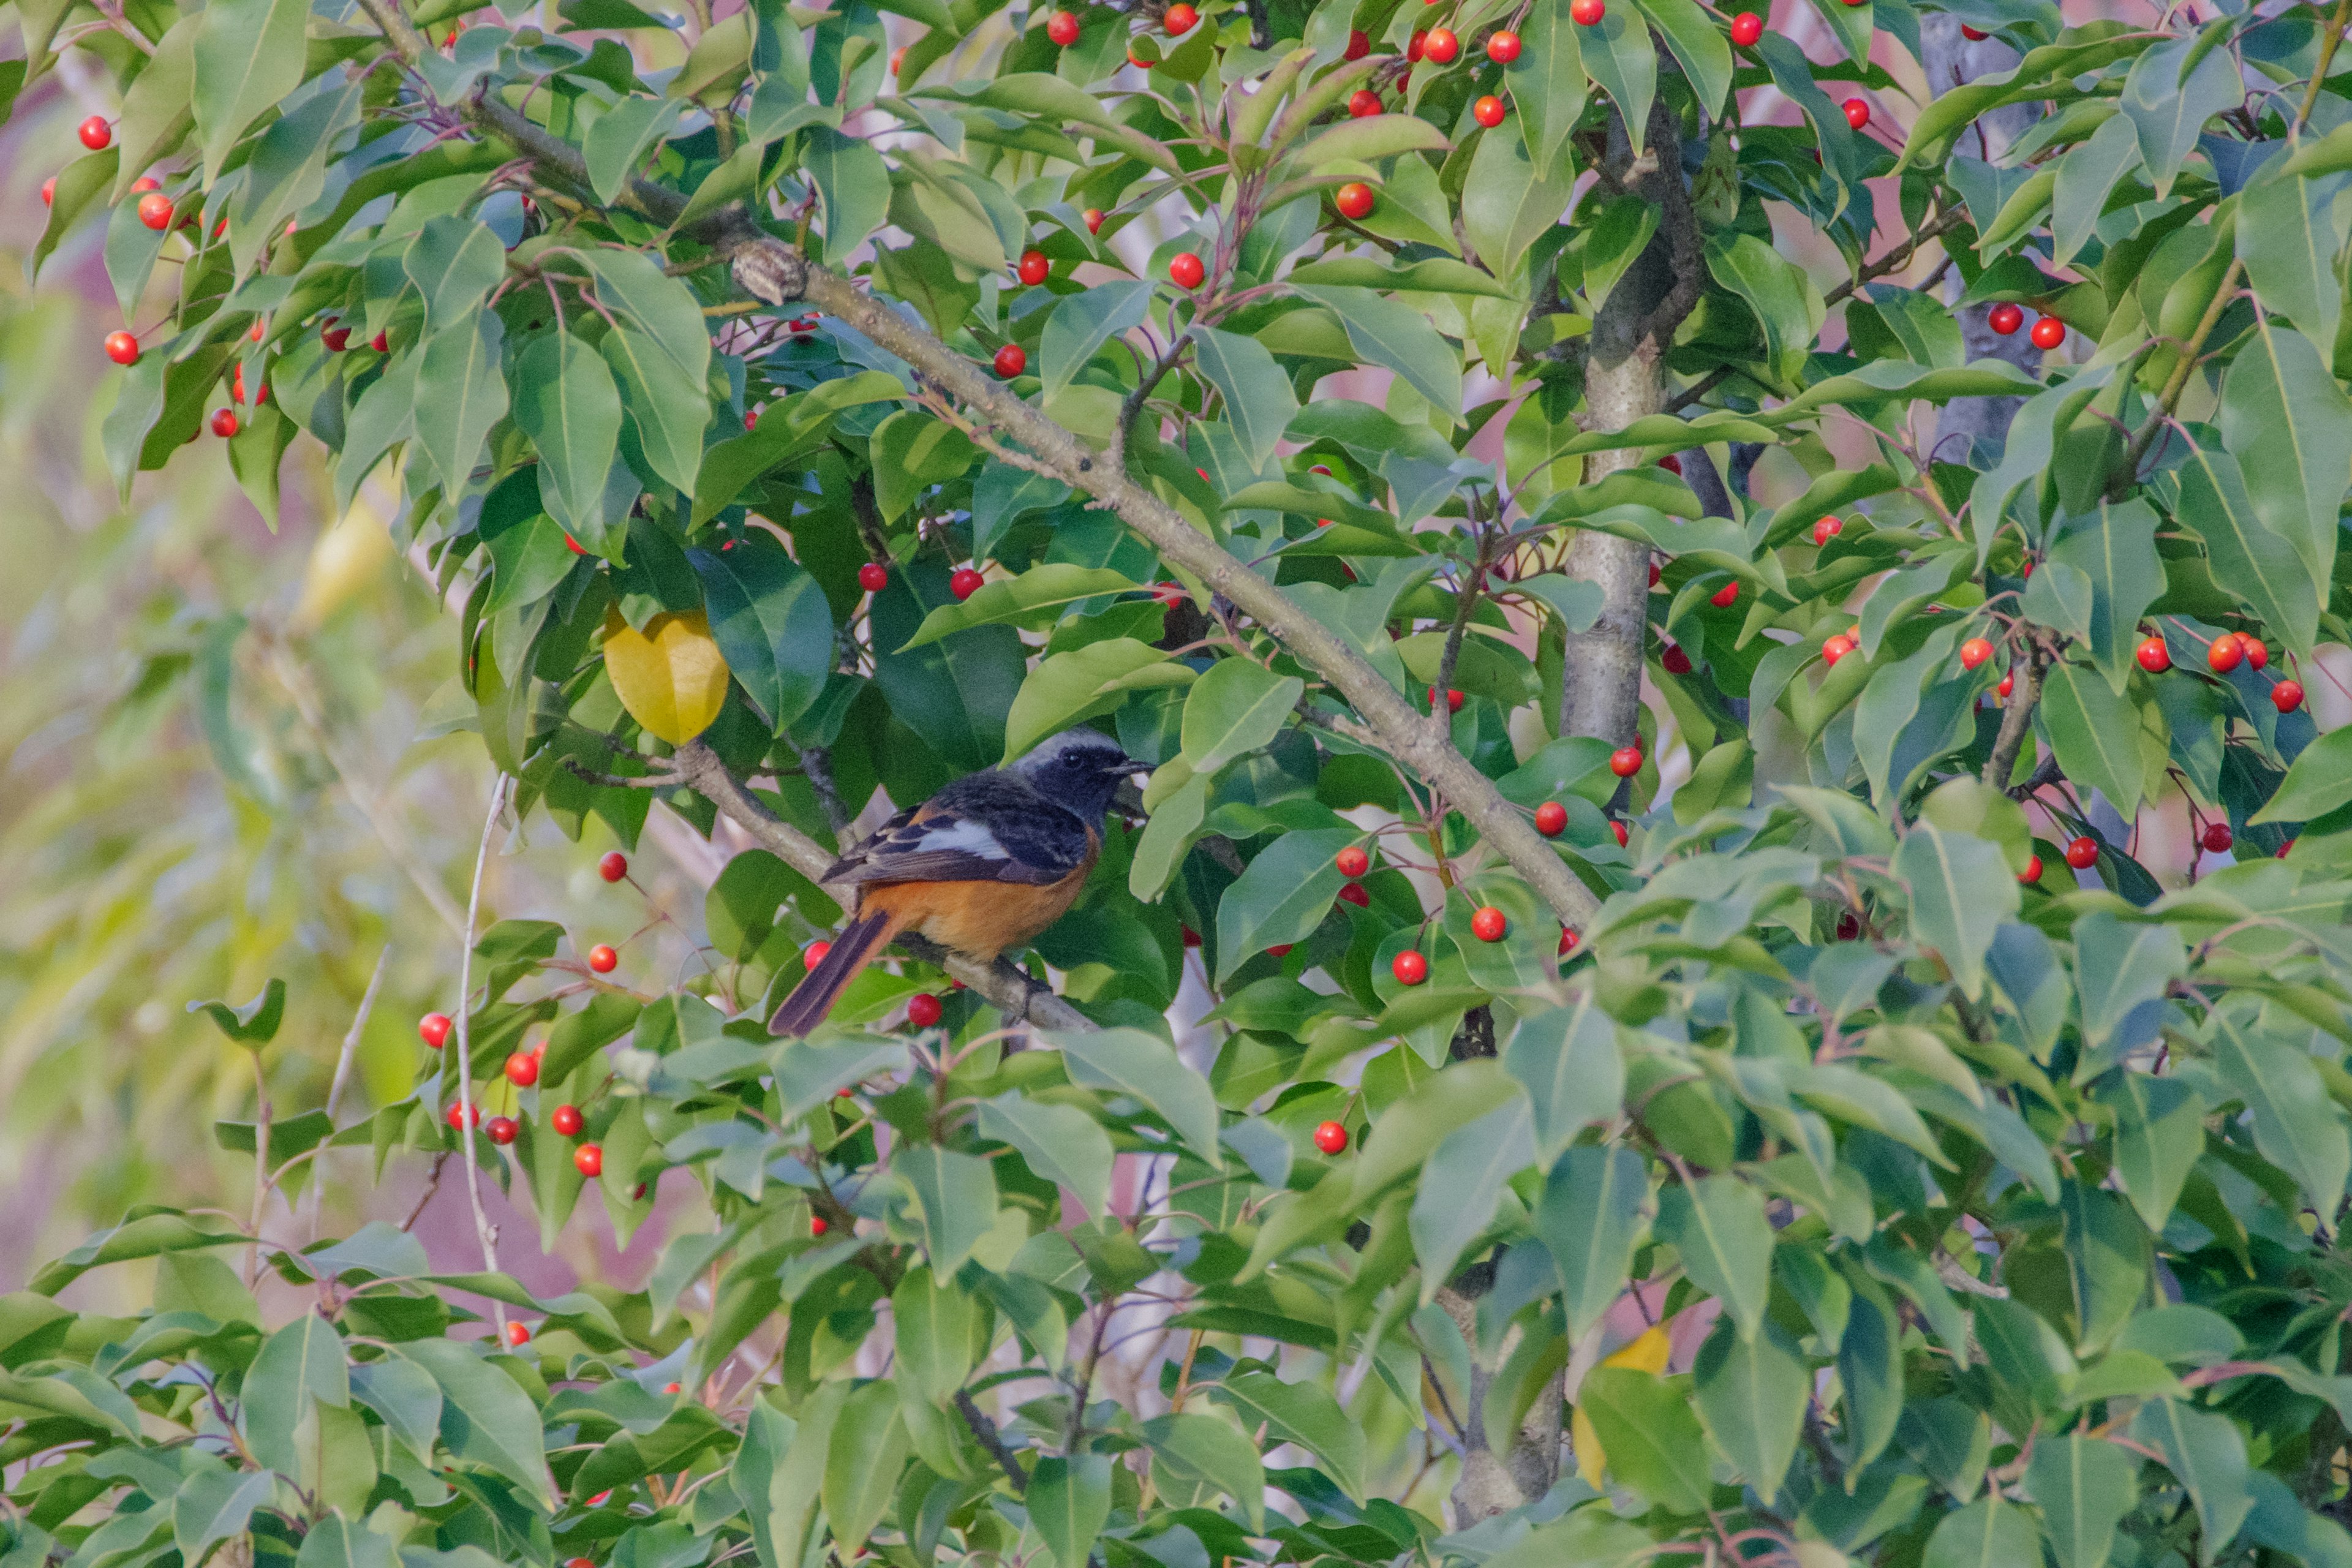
[15,0,2352,1561]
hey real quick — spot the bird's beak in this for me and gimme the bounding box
[1104,752,1146,778]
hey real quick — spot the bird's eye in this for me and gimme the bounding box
[1065,753,1085,768]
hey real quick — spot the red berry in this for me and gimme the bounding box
[2241,636,2269,669]
[1535,801,1567,837]
[950,567,986,600]
[1426,685,1464,712]
[505,1051,539,1087]
[40,175,55,205]
[2208,633,2243,673]
[1649,560,1662,587]
[1337,882,1371,908]
[851,562,888,595]
[993,343,1027,378]
[1335,182,1375,220]
[1988,303,2024,336]
[1710,580,1740,608]
[1391,950,1428,986]
[447,1102,481,1131]
[1570,0,1603,23]
[1407,29,1425,58]
[906,993,943,1028]
[1612,820,1629,847]
[1842,97,1869,129]
[1471,906,1507,942]
[2280,839,2297,859]
[1661,645,1692,675]
[488,1116,518,1146]
[1169,251,1205,288]
[1473,94,1507,127]
[2274,679,2305,712]
[104,331,140,366]
[599,850,629,882]
[1422,25,1457,59]
[1822,635,1855,666]
[1729,10,1762,44]
[1961,23,1987,37]
[1047,8,1081,42]
[1267,943,1293,957]
[575,1142,603,1177]
[1486,27,1520,60]
[1959,638,1992,671]
[78,116,112,150]
[2019,854,2042,884]
[587,943,619,973]
[2065,836,2099,870]
[503,1321,532,1352]
[2030,316,2065,349]
[2136,635,2171,673]
[552,1104,584,1137]
[1343,26,1371,56]
[209,408,239,438]
[137,192,173,231]
[1017,248,1050,285]
[2202,822,2234,854]
[1349,88,1383,117]
[1313,1120,1349,1154]
[1182,925,1202,946]
[1084,208,1105,233]
[1657,454,1683,474]
[1559,927,1580,955]
[1336,845,1371,878]
[1164,1,1196,31]
[1997,672,2014,698]
[1610,745,1643,778]
[249,318,265,342]
[420,1012,452,1049]
[1812,515,1842,545]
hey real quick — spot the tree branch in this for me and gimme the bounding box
[1982,637,2050,790]
[451,774,513,1339]
[955,1390,1028,1492]
[666,741,1097,1032]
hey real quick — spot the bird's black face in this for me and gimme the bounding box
[1016,731,1142,824]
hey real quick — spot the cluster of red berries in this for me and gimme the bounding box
[2137,630,2302,710]
[1986,303,2068,350]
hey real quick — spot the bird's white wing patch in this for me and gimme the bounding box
[907,818,1010,858]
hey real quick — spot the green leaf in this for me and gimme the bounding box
[977,1093,1114,1219]
[2027,1433,2135,1568]
[2051,110,2142,269]
[893,1145,1000,1281]
[1409,1100,1536,1298]
[2061,1181,2149,1354]
[603,324,710,498]
[1286,112,1450,169]
[1190,326,1298,470]
[2176,434,2321,657]
[394,1338,555,1506]
[2253,722,2352,823]
[1140,1413,1265,1531]
[1578,0,1656,154]
[804,125,891,265]
[1178,658,1303,775]
[413,309,510,500]
[1003,639,1194,761]
[2209,1005,2351,1216]
[1211,1368,1366,1501]
[1923,1494,2046,1568]
[2241,168,2347,351]
[1461,117,1581,282]
[688,535,833,732]
[349,1357,442,1466]
[822,1381,910,1554]
[1536,1145,1652,1341]
[2040,662,2147,816]
[1691,1317,1807,1499]
[293,1513,397,1568]
[2120,33,2241,197]
[1629,0,1732,115]
[1893,824,2018,999]
[173,1471,274,1565]
[1041,281,1152,405]
[1504,0,1585,174]
[2097,1072,2204,1234]
[511,331,623,541]
[902,565,1141,648]
[243,1313,350,1474]
[1578,1365,1708,1511]
[1028,1454,1113,1568]
[2048,499,2165,695]
[1503,998,1624,1163]
[1291,285,1463,422]
[1705,231,1823,388]
[2219,315,2350,594]
[188,978,286,1046]
[114,17,197,202]
[891,1270,981,1406]
[2132,1397,2255,1553]
[1212,827,1356,982]
[1052,1027,1224,1165]
[584,96,685,205]
[870,410,979,524]
[1657,1175,1773,1341]
[404,217,509,336]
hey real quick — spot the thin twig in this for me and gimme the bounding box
[307,946,391,1240]
[956,1390,1028,1491]
[451,775,513,1338]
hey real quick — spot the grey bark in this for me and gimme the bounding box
[1438,1285,1562,1524]
[1923,14,2043,466]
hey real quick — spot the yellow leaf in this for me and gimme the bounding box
[293,492,396,630]
[1570,1325,1672,1487]
[603,607,731,745]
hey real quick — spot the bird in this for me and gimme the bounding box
[768,728,1144,1036]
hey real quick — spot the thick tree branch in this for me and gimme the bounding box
[353,17,1601,930]
[668,741,1096,1032]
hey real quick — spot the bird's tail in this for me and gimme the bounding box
[769,907,906,1037]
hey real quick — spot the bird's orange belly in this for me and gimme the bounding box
[860,867,1091,961]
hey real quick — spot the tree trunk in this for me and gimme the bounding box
[1438,1283,1561,1523]
[1923,15,2041,464]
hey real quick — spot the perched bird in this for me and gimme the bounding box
[769,728,1144,1035]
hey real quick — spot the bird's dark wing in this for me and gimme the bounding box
[826,775,1091,888]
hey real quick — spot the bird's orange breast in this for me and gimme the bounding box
[856,839,1098,961]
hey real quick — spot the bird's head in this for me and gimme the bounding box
[1011,728,1144,824]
